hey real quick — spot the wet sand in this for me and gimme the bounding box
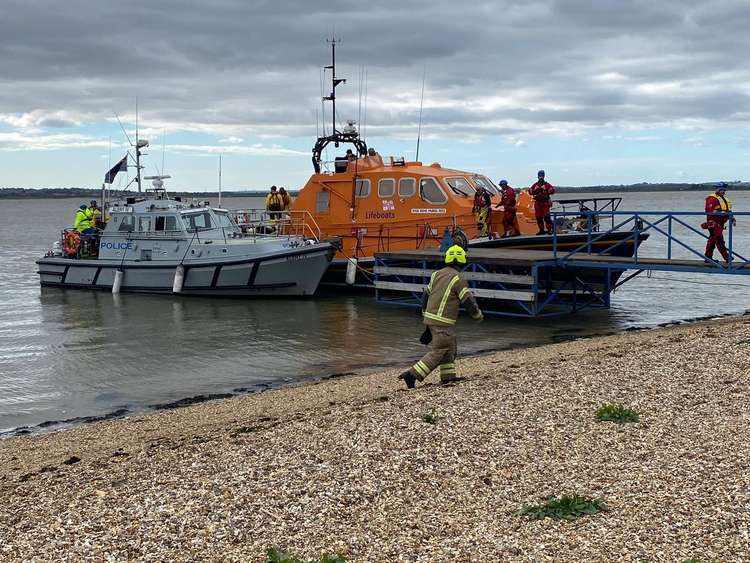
[1,316,749,562]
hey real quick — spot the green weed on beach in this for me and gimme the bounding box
[421,409,439,424]
[595,403,640,423]
[266,548,347,563]
[520,495,607,520]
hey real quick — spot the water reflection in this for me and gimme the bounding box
[3,194,750,431]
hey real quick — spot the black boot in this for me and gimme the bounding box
[398,371,416,389]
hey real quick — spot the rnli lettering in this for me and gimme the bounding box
[100,241,134,250]
[365,211,395,219]
[411,208,447,214]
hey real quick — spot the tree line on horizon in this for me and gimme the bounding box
[1,182,748,199]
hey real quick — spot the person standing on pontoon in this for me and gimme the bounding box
[703,182,735,262]
[528,170,555,235]
[495,180,519,237]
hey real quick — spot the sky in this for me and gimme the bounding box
[1,0,750,191]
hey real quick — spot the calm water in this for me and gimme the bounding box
[2,192,750,433]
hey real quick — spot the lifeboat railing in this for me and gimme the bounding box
[229,209,322,241]
[550,210,750,274]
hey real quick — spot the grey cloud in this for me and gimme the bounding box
[0,0,749,142]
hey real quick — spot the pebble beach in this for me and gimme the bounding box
[1,316,749,562]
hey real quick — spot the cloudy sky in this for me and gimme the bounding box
[2,0,750,190]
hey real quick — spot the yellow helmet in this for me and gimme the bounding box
[445,244,467,264]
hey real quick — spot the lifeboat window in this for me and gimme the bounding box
[316,190,330,213]
[117,215,135,232]
[398,177,416,198]
[445,177,475,197]
[419,177,448,205]
[378,178,395,198]
[472,175,499,195]
[355,179,371,199]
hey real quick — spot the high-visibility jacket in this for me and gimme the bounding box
[266,192,284,211]
[422,266,482,326]
[85,207,101,225]
[74,209,91,232]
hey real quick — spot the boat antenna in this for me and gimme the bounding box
[218,154,222,207]
[415,65,426,162]
[133,97,149,193]
[363,68,368,143]
[324,36,345,135]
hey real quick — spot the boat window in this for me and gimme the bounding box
[214,211,234,229]
[154,215,179,232]
[181,211,214,232]
[419,177,448,205]
[378,178,395,198]
[398,177,416,198]
[355,179,371,199]
[473,175,499,195]
[117,215,135,232]
[316,190,330,213]
[445,177,475,197]
[138,216,152,232]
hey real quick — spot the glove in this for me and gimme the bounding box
[473,311,484,322]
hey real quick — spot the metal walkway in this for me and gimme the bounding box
[374,210,750,317]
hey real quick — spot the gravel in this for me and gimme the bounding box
[1,317,749,562]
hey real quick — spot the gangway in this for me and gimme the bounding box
[374,210,749,318]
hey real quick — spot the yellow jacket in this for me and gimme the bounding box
[266,192,284,211]
[74,209,91,232]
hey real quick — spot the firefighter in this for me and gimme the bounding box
[529,170,555,235]
[703,182,735,262]
[495,180,519,237]
[472,185,492,237]
[398,245,483,388]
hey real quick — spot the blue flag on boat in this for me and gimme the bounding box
[104,155,128,184]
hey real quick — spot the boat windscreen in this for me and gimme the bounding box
[181,211,214,232]
[445,177,475,197]
[472,175,499,195]
[214,210,240,232]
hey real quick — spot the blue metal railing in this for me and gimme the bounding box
[550,210,750,273]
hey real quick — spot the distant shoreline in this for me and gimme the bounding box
[1,183,747,199]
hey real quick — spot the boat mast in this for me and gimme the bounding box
[311,40,368,173]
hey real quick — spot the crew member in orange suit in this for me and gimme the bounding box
[495,180,519,237]
[703,182,735,262]
[529,170,555,235]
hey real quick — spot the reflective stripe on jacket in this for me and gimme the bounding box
[422,266,481,326]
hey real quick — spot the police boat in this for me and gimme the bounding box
[37,175,337,297]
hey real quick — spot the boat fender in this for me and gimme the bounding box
[112,269,124,294]
[173,264,185,293]
[346,258,357,285]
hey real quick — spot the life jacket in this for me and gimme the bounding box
[266,192,284,211]
[708,193,732,212]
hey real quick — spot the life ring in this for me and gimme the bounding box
[63,230,81,257]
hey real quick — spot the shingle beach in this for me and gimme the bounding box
[1,317,749,562]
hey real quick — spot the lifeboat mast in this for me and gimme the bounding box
[312,39,368,173]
